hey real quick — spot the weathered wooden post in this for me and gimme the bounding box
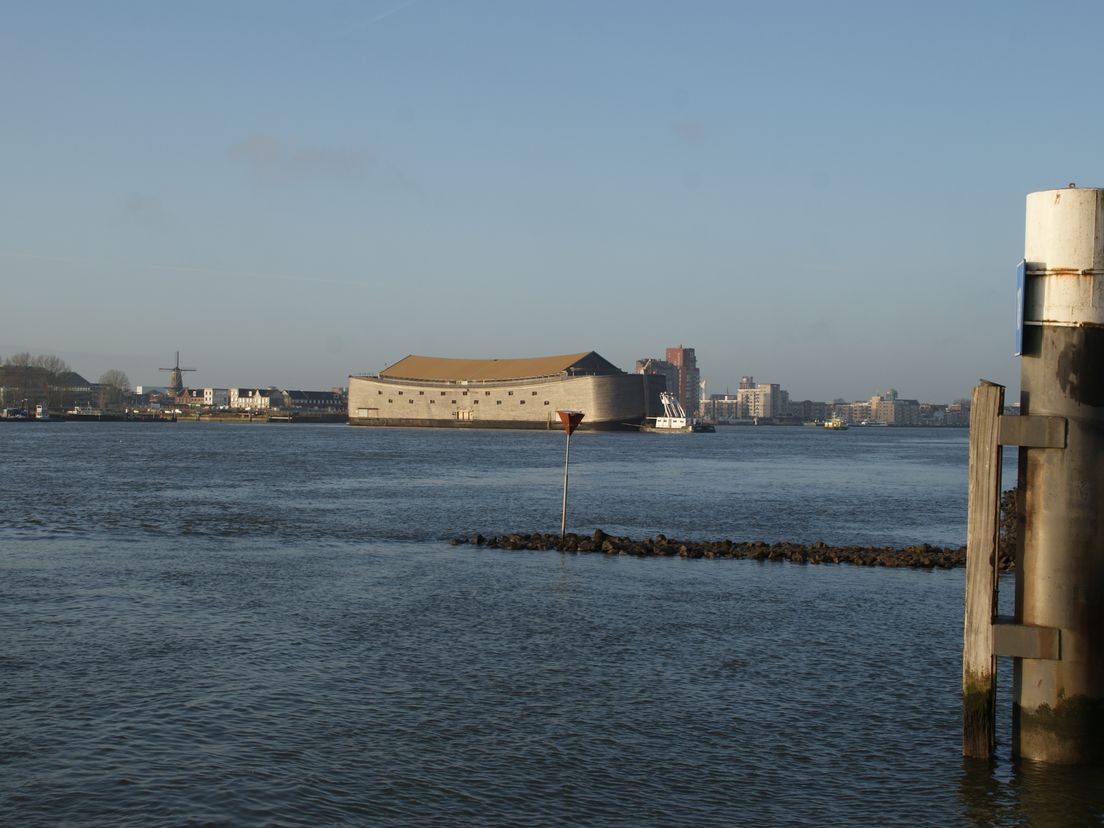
[963,381,1004,759]
[557,410,584,541]
[1011,185,1104,763]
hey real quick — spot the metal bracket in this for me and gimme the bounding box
[998,415,1067,448]
[992,617,1061,660]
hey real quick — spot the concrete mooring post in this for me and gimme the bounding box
[1014,186,1104,763]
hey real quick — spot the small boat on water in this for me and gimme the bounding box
[0,404,54,422]
[640,392,715,433]
[823,417,849,431]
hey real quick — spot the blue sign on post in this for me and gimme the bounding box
[1015,259,1026,356]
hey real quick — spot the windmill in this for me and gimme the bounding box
[159,351,196,397]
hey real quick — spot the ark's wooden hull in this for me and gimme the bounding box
[348,373,663,431]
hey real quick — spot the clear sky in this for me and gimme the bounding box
[2,1,1100,401]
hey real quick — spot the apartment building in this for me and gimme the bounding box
[665,346,701,415]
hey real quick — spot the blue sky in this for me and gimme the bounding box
[2,0,1100,401]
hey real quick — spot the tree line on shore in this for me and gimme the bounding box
[0,352,130,411]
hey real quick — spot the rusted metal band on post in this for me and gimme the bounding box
[1024,267,1104,277]
[1021,320,1104,330]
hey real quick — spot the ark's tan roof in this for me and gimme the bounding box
[379,352,613,382]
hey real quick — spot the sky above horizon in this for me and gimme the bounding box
[3,0,1101,402]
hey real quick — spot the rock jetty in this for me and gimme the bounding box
[449,530,993,570]
[450,490,1022,571]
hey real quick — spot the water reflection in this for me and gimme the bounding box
[959,759,1015,826]
[959,757,1104,826]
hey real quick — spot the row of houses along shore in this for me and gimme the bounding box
[634,346,980,427]
[0,362,344,419]
[161,387,345,417]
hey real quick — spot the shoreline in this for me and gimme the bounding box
[451,529,1017,571]
[0,413,346,424]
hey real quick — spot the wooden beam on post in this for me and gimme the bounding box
[997,414,1067,449]
[992,618,1061,660]
[963,380,1004,759]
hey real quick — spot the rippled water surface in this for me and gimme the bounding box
[2,423,1101,826]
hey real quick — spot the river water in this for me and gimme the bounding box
[2,423,1102,826]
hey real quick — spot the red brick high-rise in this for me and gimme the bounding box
[665,346,700,415]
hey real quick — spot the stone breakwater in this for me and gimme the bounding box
[451,489,1023,571]
[449,530,1004,570]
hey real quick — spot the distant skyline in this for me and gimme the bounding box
[0,348,983,407]
[3,1,1102,402]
